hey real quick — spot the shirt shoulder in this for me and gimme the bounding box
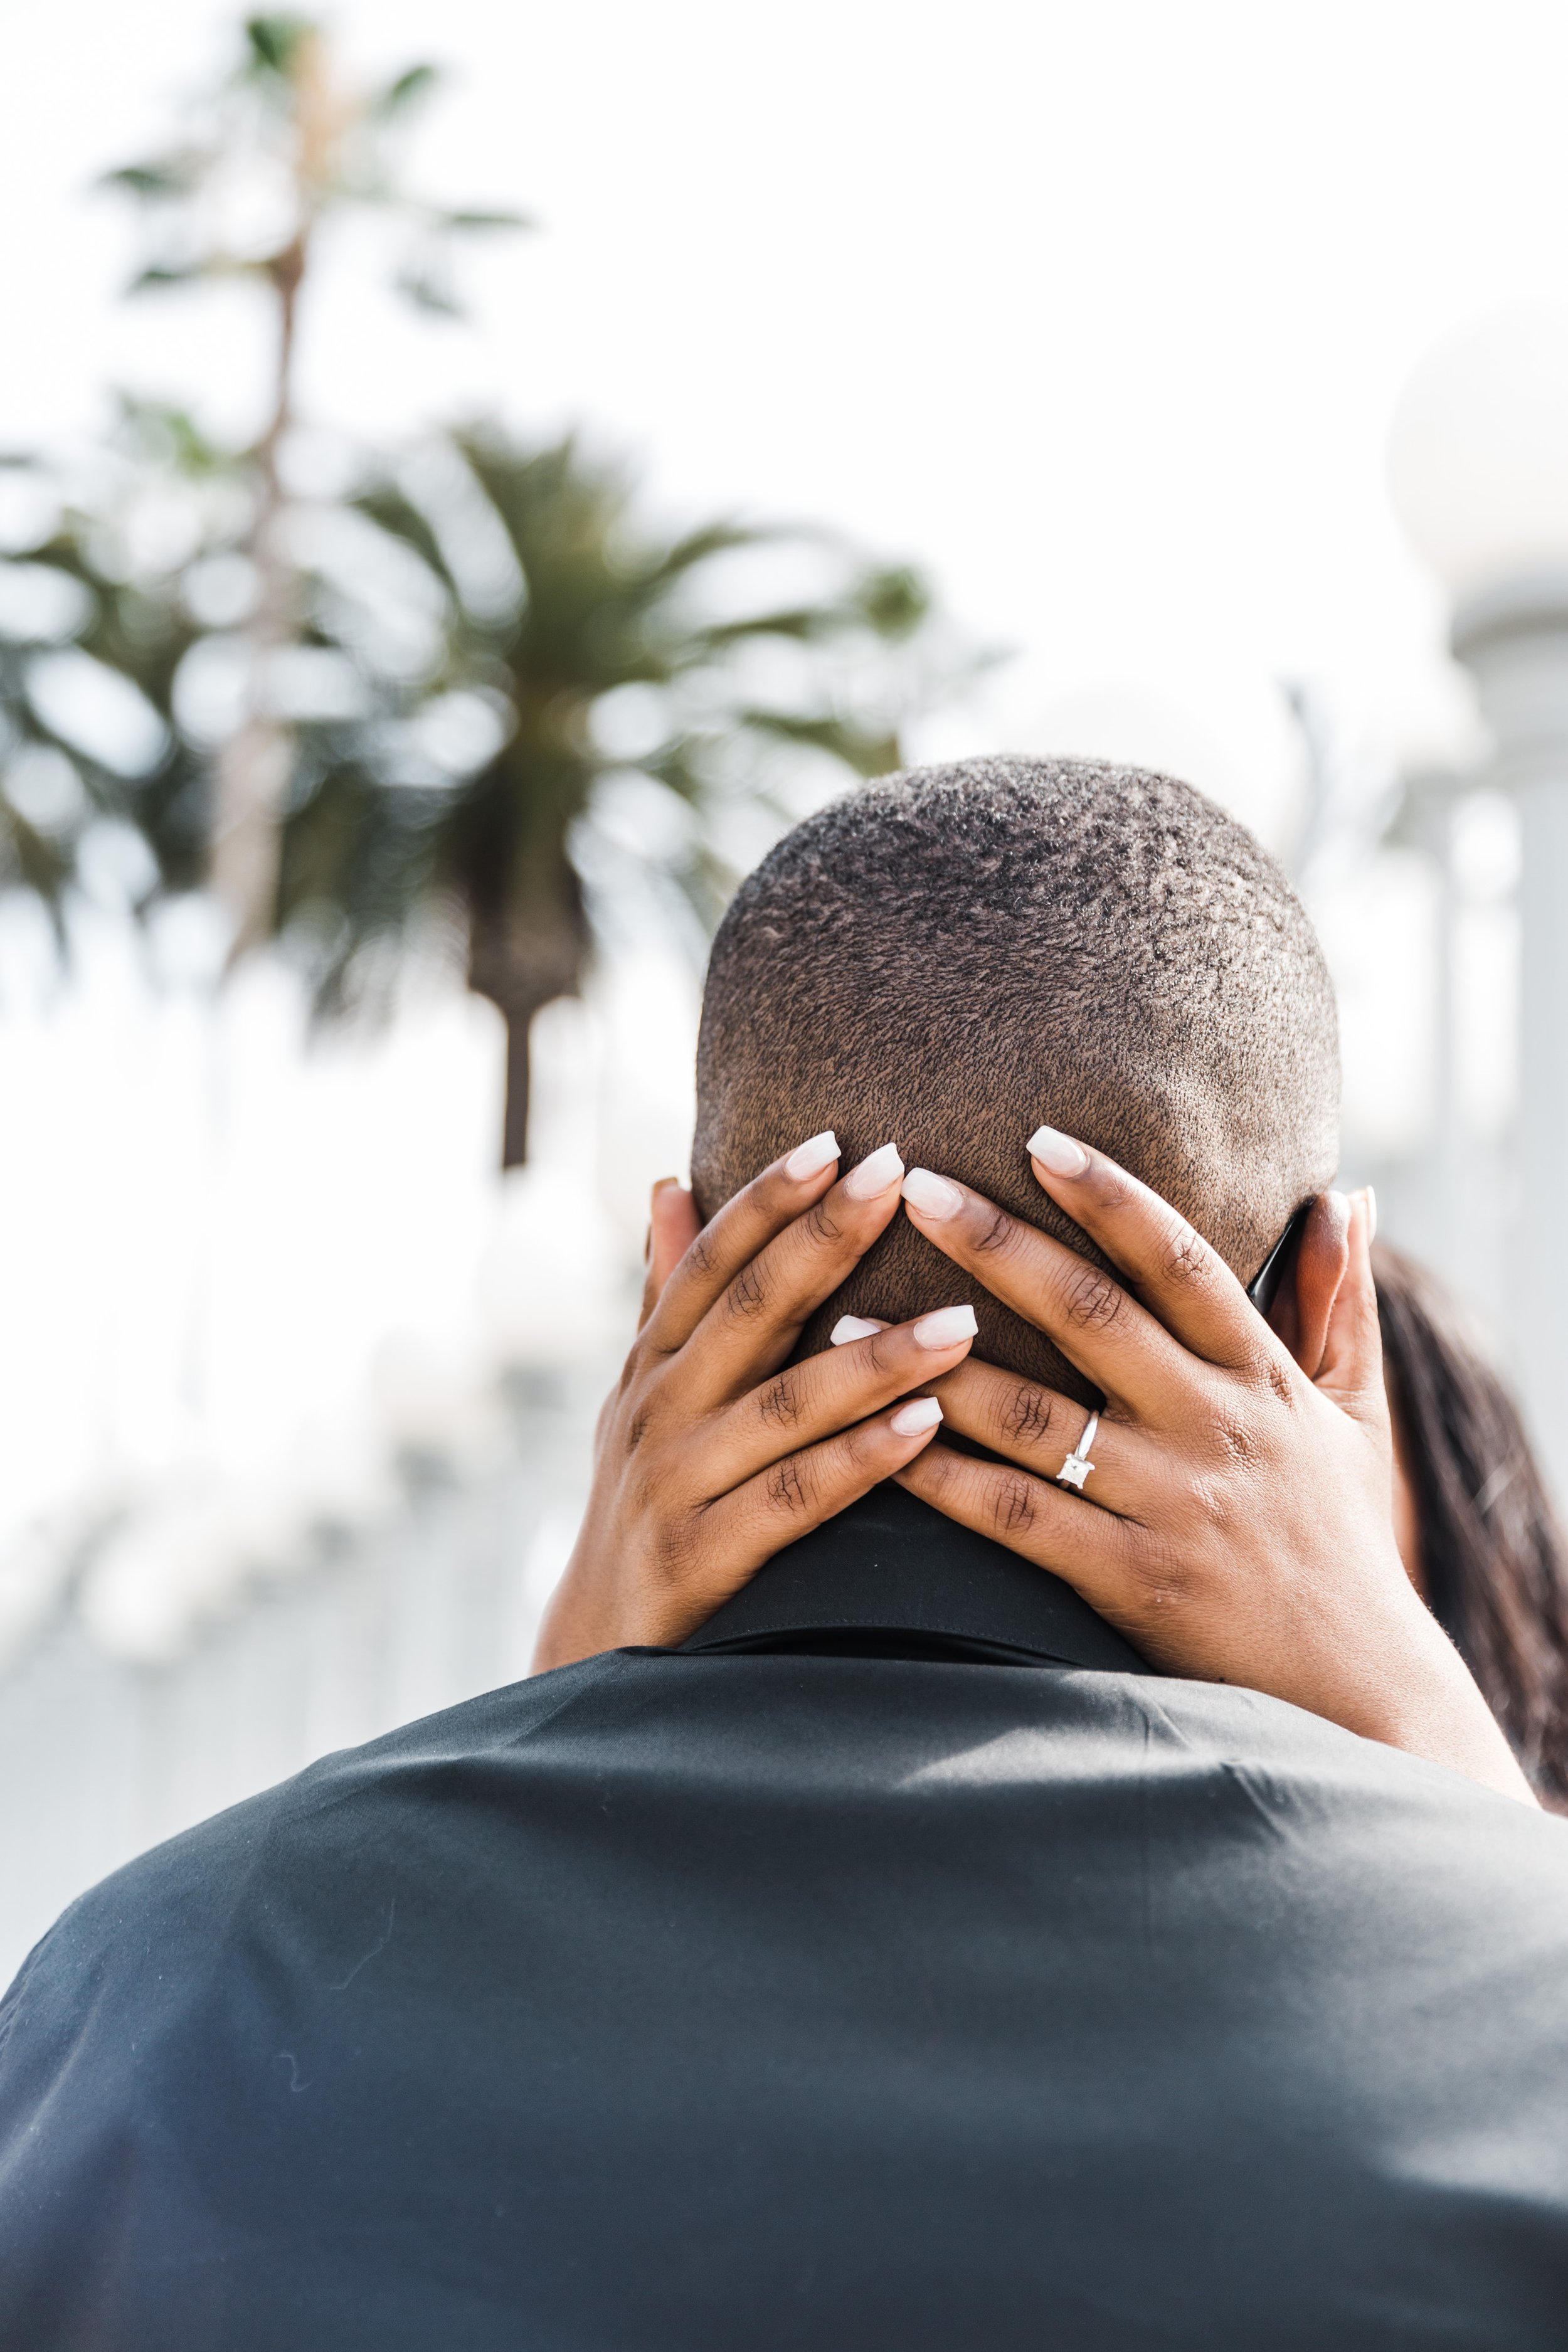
[0,1648,628,2037]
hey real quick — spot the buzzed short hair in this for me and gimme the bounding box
[692,755,1340,1397]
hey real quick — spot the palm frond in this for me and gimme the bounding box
[440,208,532,235]
[369,63,442,121]
[242,14,315,81]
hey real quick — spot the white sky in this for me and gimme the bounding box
[6,0,1568,837]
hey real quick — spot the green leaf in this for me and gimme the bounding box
[110,392,235,476]
[395,265,463,318]
[371,63,442,119]
[243,14,315,78]
[100,157,201,200]
[352,486,462,604]
[127,263,208,293]
[440,208,533,235]
[854,563,932,639]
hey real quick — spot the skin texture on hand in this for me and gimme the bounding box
[892,1135,1535,1807]
[531,1138,977,1671]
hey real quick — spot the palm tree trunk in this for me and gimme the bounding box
[498,989,547,1170]
[212,34,336,960]
[210,235,304,960]
[468,896,589,1168]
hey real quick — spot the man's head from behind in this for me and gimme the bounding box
[692,756,1340,1398]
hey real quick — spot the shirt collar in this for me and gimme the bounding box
[681,1483,1150,1673]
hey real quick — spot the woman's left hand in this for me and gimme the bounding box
[869,1128,1535,1805]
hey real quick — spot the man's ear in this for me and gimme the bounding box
[1266,1192,1350,1379]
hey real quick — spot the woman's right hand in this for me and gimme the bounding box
[531,1134,980,1671]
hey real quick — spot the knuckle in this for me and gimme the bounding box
[766,1455,816,1517]
[651,1513,699,1586]
[1236,1344,1296,1408]
[999,1381,1057,1451]
[685,1229,717,1282]
[912,1439,957,1494]
[841,1417,885,1474]
[625,1407,655,1454]
[1061,1263,1125,1333]
[1212,1408,1261,1472]
[1180,1471,1238,1535]
[756,1372,803,1431]
[1158,1219,1211,1290]
[971,1204,1020,1260]
[802,1197,847,1248]
[725,1259,771,1322]
[990,1471,1041,1539]
[1088,1162,1134,1212]
[1123,1529,1197,1613]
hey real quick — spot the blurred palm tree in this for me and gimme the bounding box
[278,428,942,1163]
[0,11,973,1164]
[0,411,956,1165]
[103,13,523,957]
[0,418,208,933]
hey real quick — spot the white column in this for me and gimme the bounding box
[1400,773,1465,1267]
[1452,575,1568,1500]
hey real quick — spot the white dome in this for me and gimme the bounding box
[1389,306,1568,596]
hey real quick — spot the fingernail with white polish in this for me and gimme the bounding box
[831,1314,887,1345]
[913,1303,978,1348]
[891,1397,943,1436]
[785,1130,840,1181]
[901,1167,963,1219]
[844,1142,904,1200]
[1027,1125,1090,1177]
[1364,1184,1378,1241]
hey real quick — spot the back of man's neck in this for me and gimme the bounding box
[681,1485,1148,1675]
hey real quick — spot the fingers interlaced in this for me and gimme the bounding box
[928,1359,1145,1520]
[893,1440,1131,1609]
[899,1167,1189,1411]
[701,1303,978,1491]
[704,1399,948,1584]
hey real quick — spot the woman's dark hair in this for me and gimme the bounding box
[1375,1241,1568,1808]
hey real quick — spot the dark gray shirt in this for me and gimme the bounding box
[3,1488,1567,2348]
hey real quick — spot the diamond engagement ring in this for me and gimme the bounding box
[1057,1411,1100,1491]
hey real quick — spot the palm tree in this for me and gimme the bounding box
[103,13,523,958]
[0,11,970,1165]
[277,428,945,1163]
[0,420,208,930]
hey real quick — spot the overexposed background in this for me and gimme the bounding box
[9,1,1555,802]
[0,0,1558,1970]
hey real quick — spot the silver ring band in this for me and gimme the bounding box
[1057,1411,1100,1491]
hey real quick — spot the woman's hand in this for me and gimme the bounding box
[886,1127,1535,1805]
[532,1133,978,1671]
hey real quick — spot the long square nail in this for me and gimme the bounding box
[831,1315,887,1345]
[1027,1125,1089,1177]
[844,1142,905,1200]
[901,1168,963,1219]
[785,1130,840,1181]
[913,1304,978,1348]
[891,1397,943,1435]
